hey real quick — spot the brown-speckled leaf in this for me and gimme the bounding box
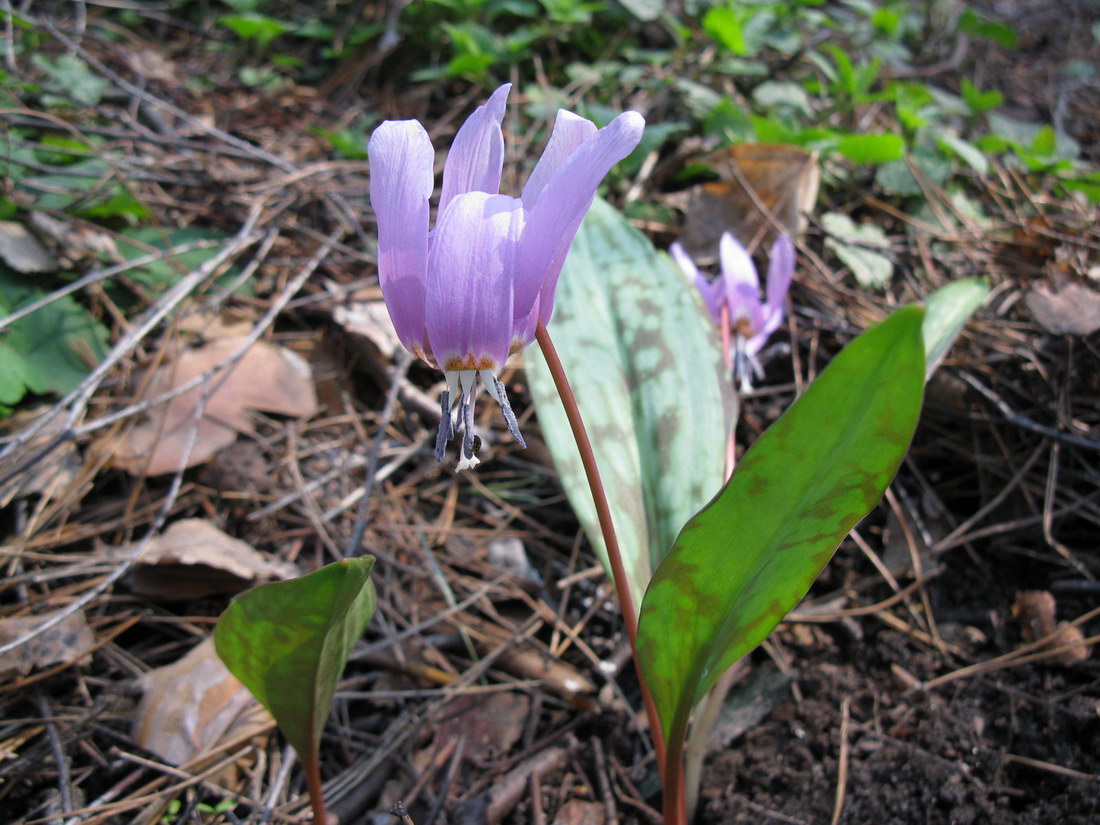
[636,306,926,769]
[526,198,732,610]
[214,557,375,761]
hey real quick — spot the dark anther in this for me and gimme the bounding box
[461,392,475,459]
[435,390,452,462]
[495,378,527,449]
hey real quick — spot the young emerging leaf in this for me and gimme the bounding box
[636,306,926,768]
[214,556,376,760]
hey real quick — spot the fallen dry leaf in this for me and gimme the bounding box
[133,637,272,765]
[552,801,605,825]
[1026,282,1100,336]
[108,335,318,475]
[676,143,820,261]
[0,608,96,679]
[0,220,57,273]
[1012,590,1089,665]
[0,406,88,509]
[332,299,403,360]
[436,692,529,761]
[121,518,298,599]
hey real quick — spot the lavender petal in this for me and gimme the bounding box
[439,84,510,214]
[514,111,645,324]
[368,120,435,355]
[425,191,524,372]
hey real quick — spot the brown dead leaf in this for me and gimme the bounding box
[436,692,529,761]
[677,143,820,260]
[0,220,57,273]
[0,406,87,509]
[122,518,298,599]
[332,299,403,360]
[1026,282,1100,336]
[0,608,95,679]
[1012,590,1089,665]
[108,335,318,476]
[133,637,272,765]
[552,801,605,825]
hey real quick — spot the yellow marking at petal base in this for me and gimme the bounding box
[443,355,498,371]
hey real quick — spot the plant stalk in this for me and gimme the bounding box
[534,321,670,785]
[720,304,736,478]
[306,749,327,825]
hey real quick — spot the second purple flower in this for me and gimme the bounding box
[369,84,644,468]
[672,232,795,394]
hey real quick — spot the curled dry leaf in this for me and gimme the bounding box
[133,637,272,766]
[552,800,606,825]
[1026,282,1100,336]
[436,692,530,762]
[108,335,318,476]
[0,406,87,509]
[332,299,403,360]
[0,220,57,273]
[120,518,298,599]
[1012,590,1089,665]
[676,143,820,261]
[0,608,95,679]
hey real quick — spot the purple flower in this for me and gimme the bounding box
[369,84,644,468]
[671,232,794,393]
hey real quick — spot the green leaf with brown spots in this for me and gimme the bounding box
[636,306,925,769]
[214,557,376,763]
[526,198,732,612]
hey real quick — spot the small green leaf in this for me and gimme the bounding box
[702,7,747,56]
[835,133,905,164]
[960,79,1003,115]
[618,0,663,21]
[218,13,294,48]
[0,340,32,405]
[214,557,376,760]
[30,54,108,107]
[526,199,730,610]
[0,270,109,396]
[1030,125,1056,157]
[752,80,814,118]
[637,306,926,760]
[959,9,1017,48]
[822,212,894,287]
[933,130,989,175]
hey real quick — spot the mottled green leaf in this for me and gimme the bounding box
[526,199,730,610]
[923,278,988,377]
[822,212,894,287]
[214,557,376,761]
[637,306,925,762]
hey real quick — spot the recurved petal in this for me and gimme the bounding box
[670,241,700,281]
[426,192,524,373]
[368,119,435,354]
[439,84,511,214]
[765,233,795,312]
[718,232,759,291]
[521,110,598,209]
[514,111,645,323]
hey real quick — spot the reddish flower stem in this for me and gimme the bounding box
[306,749,327,825]
[534,321,670,786]
[720,304,736,479]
